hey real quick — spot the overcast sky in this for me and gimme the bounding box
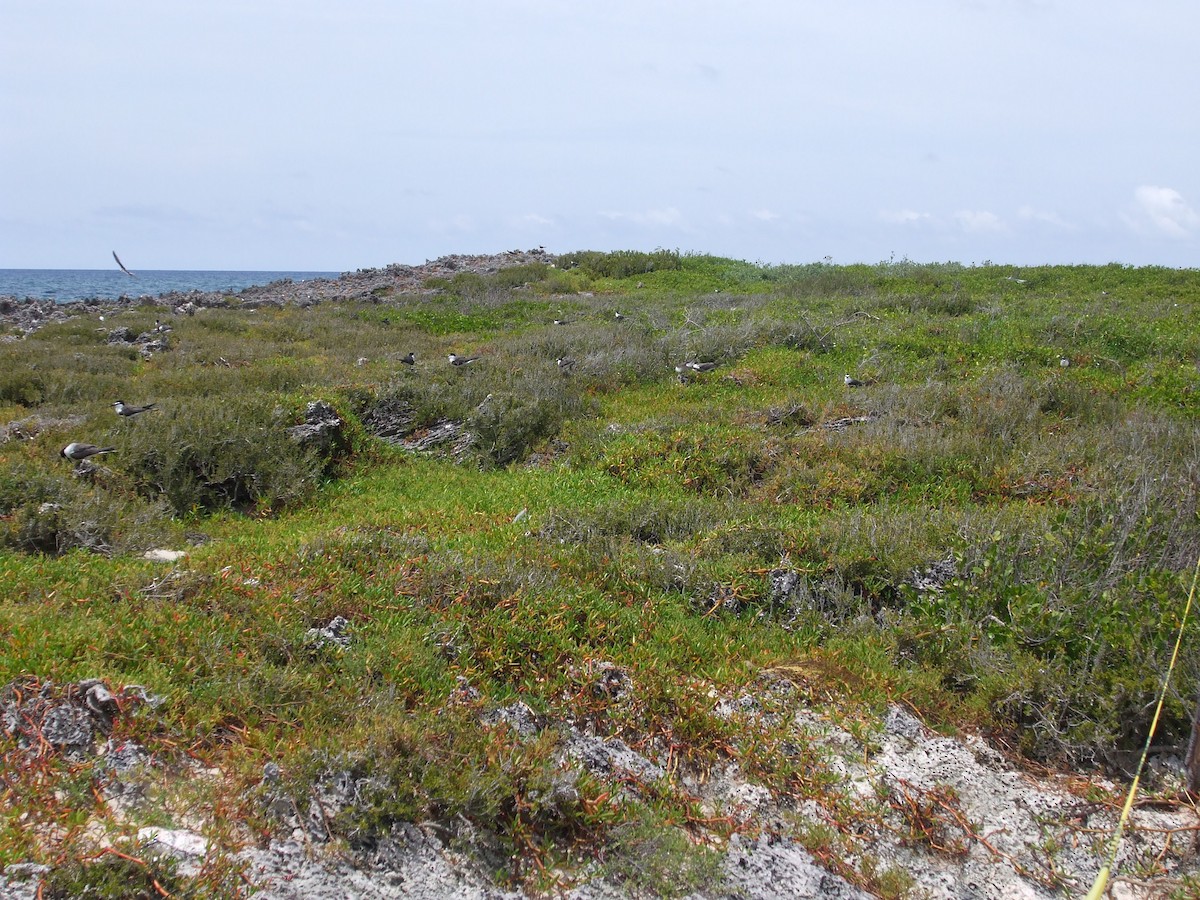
[2,1,1198,271]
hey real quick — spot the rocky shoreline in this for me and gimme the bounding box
[0,249,555,337]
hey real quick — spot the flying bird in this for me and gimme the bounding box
[61,442,116,461]
[112,251,136,278]
[113,400,157,417]
[447,353,480,366]
[400,352,416,366]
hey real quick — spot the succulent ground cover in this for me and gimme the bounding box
[2,252,1200,897]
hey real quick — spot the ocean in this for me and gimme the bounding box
[0,269,342,303]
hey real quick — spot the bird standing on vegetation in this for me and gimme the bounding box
[400,352,416,366]
[61,442,116,461]
[613,311,626,321]
[1059,356,1071,368]
[844,374,866,387]
[447,353,480,367]
[557,356,576,374]
[687,361,718,373]
[112,400,157,417]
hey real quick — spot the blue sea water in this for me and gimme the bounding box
[0,269,342,303]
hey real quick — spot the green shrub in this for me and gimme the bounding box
[117,396,327,514]
[0,461,171,554]
[40,851,191,900]
[557,249,682,279]
[0,368,46,406]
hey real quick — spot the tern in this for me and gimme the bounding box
[113,400,158,417]
[447,353,480,366]
[844,374,866,387]
[556,356,576,374]
[61,442,116,461]
[400,352,416,366]
[112,251,136,278]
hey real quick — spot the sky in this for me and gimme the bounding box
[2,1,1198,272]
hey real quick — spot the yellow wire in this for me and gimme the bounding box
[1085,551,1200,900]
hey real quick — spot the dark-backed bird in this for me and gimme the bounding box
[61,442,116,461]
[113,400,157,417]
[447,353,480,366]
[112,251,136,278]
[556,356,576,374]
[613,311,626,321]
[400,352,416,366]
[687,361,718,372]
[844,374,866,387]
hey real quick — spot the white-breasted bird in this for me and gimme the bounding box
[447,353,480,366]
[557,356,576,374]
[61,442,116,461]
[113,400,157,417]
[112,251,136,278]
[400,352,416,366]
[844,374,866,387]
[687,361,718,372]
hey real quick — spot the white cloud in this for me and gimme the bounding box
[1017,205,1073,229]
[1126,185,1199,238]
[953,210,1005,233]
[749,208,781,222]
[599,207,684,227]
[879,209,932,226]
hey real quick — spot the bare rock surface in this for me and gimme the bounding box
[3,695,1197,898]
[235,829,522,900]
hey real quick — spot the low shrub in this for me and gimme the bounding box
[0,461,171,554]
[117,396,328,514]
[557,249,682,280]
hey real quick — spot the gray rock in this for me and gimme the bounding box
[287,400,345,453]
[564,733,665,784]
[719,833,872,899]
[883,705,928,743]
[304,616,351,652]
[0,863,45,900]
[39,705,95,749]
[481,702,544,738]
